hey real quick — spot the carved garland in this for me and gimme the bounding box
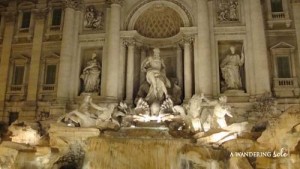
[62,0,83,10]
[125,0,193,29]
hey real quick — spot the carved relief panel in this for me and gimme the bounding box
[83,5,105,31]
[215,0,241,24]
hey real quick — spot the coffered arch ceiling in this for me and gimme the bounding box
[134,5,184,38]
[126,0,194,39]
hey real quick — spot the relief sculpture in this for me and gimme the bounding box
[84,5,104,30]
[216,0,239,22]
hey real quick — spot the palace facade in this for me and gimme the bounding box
[0,0,300,123]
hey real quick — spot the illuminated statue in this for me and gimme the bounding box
[62,95,122,130]
[80,53,101,93]
[141,48,171,104]
[220,46,244,91]
[206,96,232,128]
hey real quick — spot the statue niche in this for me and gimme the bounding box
[80,52,102,95]
[219,42,245,93]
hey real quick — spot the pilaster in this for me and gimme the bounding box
[249,0,271,95]
[26,8,47,103]
[292,2,300,88]
[0,12,16,119]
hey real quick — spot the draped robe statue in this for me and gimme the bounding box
[80,53,101,93]
[141,48,171,104]
[220,46,245,91]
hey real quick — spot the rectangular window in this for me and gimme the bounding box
[277,56,291,78]
[12,66,25,85]
[45,64,57,84]
[271,0,283,12]
[51,8,62,26]
[21,11,31,29]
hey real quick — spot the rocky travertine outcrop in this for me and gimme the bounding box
[257,106,300,152]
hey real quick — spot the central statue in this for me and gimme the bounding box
[141,48,171,104]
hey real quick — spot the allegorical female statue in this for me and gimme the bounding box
[220,46,245,91]
[80,53,101,93]
[141,48,171,104]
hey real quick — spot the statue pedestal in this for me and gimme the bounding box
[222,90,250,102]
[80,92,99,96]
[223,89,245,95]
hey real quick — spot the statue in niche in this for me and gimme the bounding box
[220,45,245,92]
[84,5,104,30]
[80,52,101,93]
[217,0,239,22]
[141,48,171,104]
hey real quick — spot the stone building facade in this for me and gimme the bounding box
[0,0,299,123]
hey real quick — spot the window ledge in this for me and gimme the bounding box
[267,12,292,28]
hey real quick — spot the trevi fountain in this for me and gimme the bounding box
[0,0,300,168]
[0,48,299,169]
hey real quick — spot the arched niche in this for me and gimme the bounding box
[126,0,193,31]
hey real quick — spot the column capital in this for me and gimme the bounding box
[123,38,136,47]
[106,0,124,6]
[2,11,17,23]
[32,8,48,20]
[62,0,83,10]
[181,35,195,44]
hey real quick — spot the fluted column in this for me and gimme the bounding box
[176,45,183,89]
[249,0,271,94]
[183,37,193,100]
[125,39,135,103]
[104,0,122,99]
[196,0,212,96]
[292,2,300,84]
[0,12,16,118]
[27,8,47,102]
[56,0,79,102]
[117,39,126,100]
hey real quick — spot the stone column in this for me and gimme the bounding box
[176,45,183,89]
[0,12,16,118]
[140,47,147,84]
[56,0,77,102]
[292,2,300,85]
[27,8,47,102]
[249,0,271,94]
[125,39,135,103]
[104,0,122,100]
[183,37,193,100]
[117,39,126,100]
[196,0,212,95]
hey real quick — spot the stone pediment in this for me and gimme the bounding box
[10,54,31,63]
[270,42,295,50]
